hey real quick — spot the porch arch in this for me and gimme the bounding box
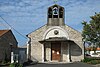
[43,26,69,40]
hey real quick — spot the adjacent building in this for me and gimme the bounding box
[86,47,100,57]
[18,46,27,63]
[27,4,84,62]
[0,30,18,62]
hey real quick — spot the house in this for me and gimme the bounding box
[27,4,84,63]
[0,29,18,62]
[85,47,100,57]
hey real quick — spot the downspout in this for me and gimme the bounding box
[26,37,31,61]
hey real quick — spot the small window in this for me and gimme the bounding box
[59,7,63,18]
[53,7,58,15]
[48,8,52,18]
[53,7,58,18]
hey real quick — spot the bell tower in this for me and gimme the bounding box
[47,4,65,26]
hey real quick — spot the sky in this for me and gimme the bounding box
[0,0,100,46]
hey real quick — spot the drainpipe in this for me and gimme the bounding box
[10,43,14,63]
[27,37,31,61]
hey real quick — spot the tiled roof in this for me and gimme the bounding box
[0,30,10,36]
[86,47,100,51]
[97,48,100,50]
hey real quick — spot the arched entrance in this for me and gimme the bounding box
[39,26,72,62]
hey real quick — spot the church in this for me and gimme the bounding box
[27,4,84,63]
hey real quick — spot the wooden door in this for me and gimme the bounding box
[51,42,61,61]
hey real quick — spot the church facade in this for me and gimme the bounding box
[27,4,84,62]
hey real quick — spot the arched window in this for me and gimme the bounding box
[59,7,63,18]
[53,7,58,15]
[53,6,58,18]
[48,8,52,18]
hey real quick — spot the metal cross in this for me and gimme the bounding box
[53,0,58,3]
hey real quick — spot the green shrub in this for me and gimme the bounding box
[89,60,100,65]
[81,58,92,63]
[9,63,15,67]
[9,62,23,67]
[90,60,97,64]
[81,57,100,65]
[18,64,23,67]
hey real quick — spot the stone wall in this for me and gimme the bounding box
[0,42,10,61]
[28,25,48,62]
[61,42,68,62]
[30,41,42,61]
[70,41,84,62]
[44,42,51,61]
[28,25,84,62]
[0,30,18,62]
[63,25,84,62]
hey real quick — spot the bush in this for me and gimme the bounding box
[81,57,100,65]
[90,60,98,65]
[92,60,100,64]
[81,58,92,63]
[9,63,15,67]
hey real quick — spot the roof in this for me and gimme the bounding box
[86,47,100,51]
[0,30,10,36]
[97,48,100,50]
[0,29,18,47]
[39,37,74,43]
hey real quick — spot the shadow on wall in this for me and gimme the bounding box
[23,56,38,66]
[70,41,82,56]
[30,56,38,63]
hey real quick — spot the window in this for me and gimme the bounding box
[48,8,52,18]
[53,7,58,18]
[53,7,58,15]
[59,7,63,18]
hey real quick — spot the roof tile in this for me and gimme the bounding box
[0,30,10,36]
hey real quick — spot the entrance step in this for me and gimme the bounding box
[39,61,72,64]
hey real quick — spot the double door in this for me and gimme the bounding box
[51,42,61,61]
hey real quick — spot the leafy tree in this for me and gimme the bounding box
[82,13,100,51]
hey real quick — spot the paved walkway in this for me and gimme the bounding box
[93,64,100,67]
[1,62,100,67]
[24,62,95,67]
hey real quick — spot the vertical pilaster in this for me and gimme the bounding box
[67,43,71,62]
[49,43,51,62]
[42,44,44,62]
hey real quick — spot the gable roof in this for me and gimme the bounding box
[0,29,18,46]
[0,30,10,37]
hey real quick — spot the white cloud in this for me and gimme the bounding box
[0,0,100,46]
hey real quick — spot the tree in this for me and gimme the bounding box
[82,13,100,52]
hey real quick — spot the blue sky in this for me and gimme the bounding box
[0,0,100,46]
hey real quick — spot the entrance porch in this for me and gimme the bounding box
[39,37,73,62]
